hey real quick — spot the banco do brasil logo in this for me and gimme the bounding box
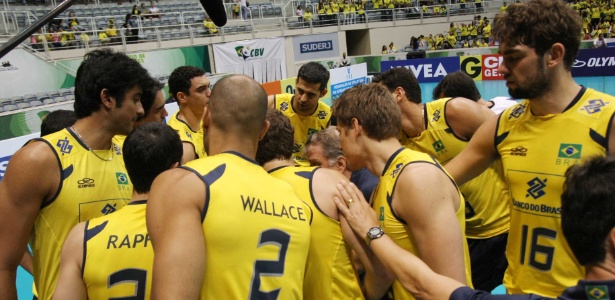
[235,46,265,61]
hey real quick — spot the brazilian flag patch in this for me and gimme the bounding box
[586,285,609,300]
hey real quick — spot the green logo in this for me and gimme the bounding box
[116,172,129,185]
[307,128,318,138]
[235,46,265,60]
[432,140,445,152]
[586,285,608,300]
[379,207,385,221]
[558,144,582,159]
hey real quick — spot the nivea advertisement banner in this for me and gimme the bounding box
[381,57,460,83]
[571,47,615,77]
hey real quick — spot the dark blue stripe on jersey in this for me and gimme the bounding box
[33,138,67,210]
[82,220,89,277]
[590,128,608,149]
[563,86,586,113]
[494,114,506,149]
[607,111,615,154]
[67,127,89,150]
[304,168,329,223]
[294,171,312,179]
[267,165,291,174]
[201,164,226,186]
[382,147,405,177]
[128,200,147,205]
[444,98,470,142]
[495,131,509,148]
[85,220,109,242]
[224,151,260,166]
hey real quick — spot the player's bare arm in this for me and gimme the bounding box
[147,168,207,300]
[334,181,464,300]
[445,116,499,186]
[181,142,198,165]
[53,222,87,300]
[608,113,615,155]
[267,95,275,109]
[0,142,59,300]
[393,163,468,284]
[446,97,496,140]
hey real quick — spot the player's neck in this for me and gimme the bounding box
[178,107,202,132]
[71,117,115,150]
[262,158,295,172]
[131,192,149,203]
[207,129,258,159]
[585,260,615,281]
[529,73,581,116]
[400,101,424,138]
[364,137,405,177]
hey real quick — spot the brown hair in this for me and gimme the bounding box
[255,109,294,165]
[333,83,401,140]
[493,0,582,70]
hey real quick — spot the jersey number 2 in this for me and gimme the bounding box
[108,268,147,300]
[249,229,290,300]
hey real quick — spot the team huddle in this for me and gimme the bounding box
[2,0,615,299]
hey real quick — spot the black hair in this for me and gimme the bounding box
[168,66,205,102]
[40,110,77,136]
[123,122,182,194]
[561,155,615,266]
[73,48,151,118]
[297,62,330,91]
[432,71,482,101]
[372,67,422,104]
[138,77,165,121]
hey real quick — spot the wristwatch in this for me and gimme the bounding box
[365,227,386,246]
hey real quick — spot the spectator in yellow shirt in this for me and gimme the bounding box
[204,16,218,34]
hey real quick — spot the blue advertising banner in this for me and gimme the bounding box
[380,57,460,83]
[571,47,615,77]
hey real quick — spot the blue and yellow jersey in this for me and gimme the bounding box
[496,87,615,297]
[167,111,207,159]
[31,128,132,300]
[83,201,152,299]
[182,152,312,299]
[372,148,473,299]
[273,94,332,166]
[401,98,510,239]
[269,166,363,300]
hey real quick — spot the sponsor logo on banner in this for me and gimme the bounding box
[0,155,11,181]
[331,78,367,100]
[571,47,615,77]
[235,46,266,61]
[481,54,504,80]
[460,55,482,80]
[381,57,460,83]
[300,41,333,53]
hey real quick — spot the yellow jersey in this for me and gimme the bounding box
[83,201,153,300]
[372,148,473,299]
[401,98,510,239]
[31,128,132,300]
[273,94,332,166]
[183,152,312,299]
[269,166,364,300]
[496,87,615,297]
[167,111,207,158]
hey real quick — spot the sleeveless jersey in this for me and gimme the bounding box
[167,111,207,158]
[269,166,363,300]
[402,98,510,239]
[496,87,615,297]
[31,128,132,300]
[83,201,153,300]
[372,148,473,300]
[182,152,312,299]
[274,94,332,166]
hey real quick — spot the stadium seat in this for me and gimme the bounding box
[28,100,43,107]
[2,104,18,112]
[43,98,56,105]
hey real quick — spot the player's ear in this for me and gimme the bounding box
[100,88,114,110]
[319,88,328,98]
[258,120,270,141]
[336,156,347,173]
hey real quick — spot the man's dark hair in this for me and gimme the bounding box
[168,66,205,101]
[255,109,294,166]
[138,77,165,121]
[73,48,151,118]
[123,122,182,194]
[372,67,422,104]
[561,156,615,266]
[297,62,330,91]
[432,71,482,101]
[493,0,582,70]
[40,110,77,136]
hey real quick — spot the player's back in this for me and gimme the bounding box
[270,166,364,300]
[183,152,312,299]
[83,201,152,299]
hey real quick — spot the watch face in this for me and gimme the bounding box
[368,227,382,237]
